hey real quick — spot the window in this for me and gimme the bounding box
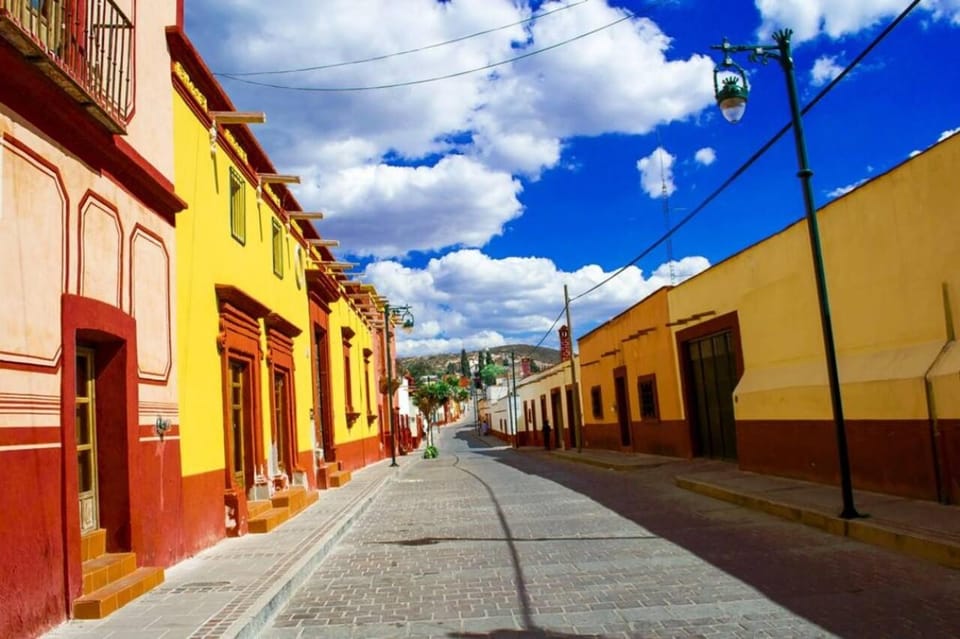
[638,375,659,420]
[271,219,284,278]
[590,385,603,419]
[229,168,245,244]
[363,348,373,417]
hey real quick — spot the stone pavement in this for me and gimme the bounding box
[264,425,960,638]
[44,425,960,638]
[540,445,960,571]
[44,448,422,639]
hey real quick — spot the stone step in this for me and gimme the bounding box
[81,552,137,595]
[271,486,307,513]
[304,489,319,507]
[247,507,290,534]
[329,470,351,488]
[80,529,106,562]
[247,499,273,519]
[73,566,164,619]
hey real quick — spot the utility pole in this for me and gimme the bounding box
[510,351,519,447]
[564,285,584,453]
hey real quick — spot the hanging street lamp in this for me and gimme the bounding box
[711,29,861,519]
[383,303,414,467]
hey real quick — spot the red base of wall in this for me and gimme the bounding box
[939,420,960,503]
[334,433,384,473]
[181,469,226,556]
[297,450,316,490]
[630,420,692,458]
[0,448,65,639]
[737,419,941,500]
[136,431,185,567]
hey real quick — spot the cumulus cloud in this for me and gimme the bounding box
[637,147,676,199]
[756,0,960,43]
[308,155,523,257]
[694,147,716,166]
[189,0,716,257]
[810,55,844,86]
[364,249,710,356]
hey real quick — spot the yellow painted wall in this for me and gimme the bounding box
[579,288,678,423]
[667,132,960,422]
[326,297,382,446]
[173,88,314,477]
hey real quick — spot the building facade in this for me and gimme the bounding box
[0,0,183,635]
[577,132,960,503]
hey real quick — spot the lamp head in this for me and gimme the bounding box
[716,74,748,124]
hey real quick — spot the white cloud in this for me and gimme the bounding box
[309,155,523,257]
[826,177,869,199]
[810,55,844,86]
[190,0,716,256]
[636,147,676,199]
[364,249,710,356]
[756,0,960,43]
[694,147,716,166]
[938,126,960,142]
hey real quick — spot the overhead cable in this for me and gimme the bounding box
[219,0,590,77]
[217,13,633,92]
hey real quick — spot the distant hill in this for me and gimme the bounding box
[398,344,560,379]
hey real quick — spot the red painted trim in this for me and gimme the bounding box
[130,224,173,382]
[60,294,141,614]
[0,425,61,446]
[176,0,184,29]
[77,191,124,308]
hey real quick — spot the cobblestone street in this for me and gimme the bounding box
[265,424,960,638]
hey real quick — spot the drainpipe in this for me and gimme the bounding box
[923,283,955,504]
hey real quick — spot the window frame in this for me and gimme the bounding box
[637,374,660,421]
[590,385,603,419]
[229,168,246,245]
[271,218,284,278]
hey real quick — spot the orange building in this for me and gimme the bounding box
[0,1,185,636]
[578,132,960,503]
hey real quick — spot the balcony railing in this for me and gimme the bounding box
[0,0,133,133]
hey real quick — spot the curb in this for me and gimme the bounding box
[230,458,421,638]
[550,450,678,472]
[675,476,960,570]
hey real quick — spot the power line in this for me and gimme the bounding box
[217,13,634,92]
[567,0,921,306]
[219,0,591,77]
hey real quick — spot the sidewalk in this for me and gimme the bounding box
[543,445,960,571]
[45,453,420,639]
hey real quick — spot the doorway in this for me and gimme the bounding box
[613,372,631,447]
[76,347,99,535]
[228,359,254,493]
[684,331,738,460]
[313,326,334,462]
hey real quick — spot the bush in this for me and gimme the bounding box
[423,445,439,459]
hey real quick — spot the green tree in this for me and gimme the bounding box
[485,350,494,367]
[405,360,435,382]
[480,363,506,386]
[412,379,456,442]
[530,360,541,373]
[460,349,469,378]
[445,362,457,375]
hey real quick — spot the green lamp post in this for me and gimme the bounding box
[383,303,414,467]
[711,29,860,519]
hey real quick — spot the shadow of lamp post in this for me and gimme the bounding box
[711,29,861,519]
[383,303,414,467]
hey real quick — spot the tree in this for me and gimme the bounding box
[460,349,469,378]
[445,362,457,375]
[412,379,456,446]
[530,360,541,373]
[485,350,494,367]
[480,363,506,387]
[405,360,435,382]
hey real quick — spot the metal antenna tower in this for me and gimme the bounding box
[655,131,675,285]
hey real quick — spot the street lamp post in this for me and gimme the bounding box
[383,303,414,468]
[711,29,860,519]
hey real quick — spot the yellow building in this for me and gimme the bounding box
[577,131,960,502]
[168,29,389,543]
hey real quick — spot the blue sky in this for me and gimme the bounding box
[186,0,960,356]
